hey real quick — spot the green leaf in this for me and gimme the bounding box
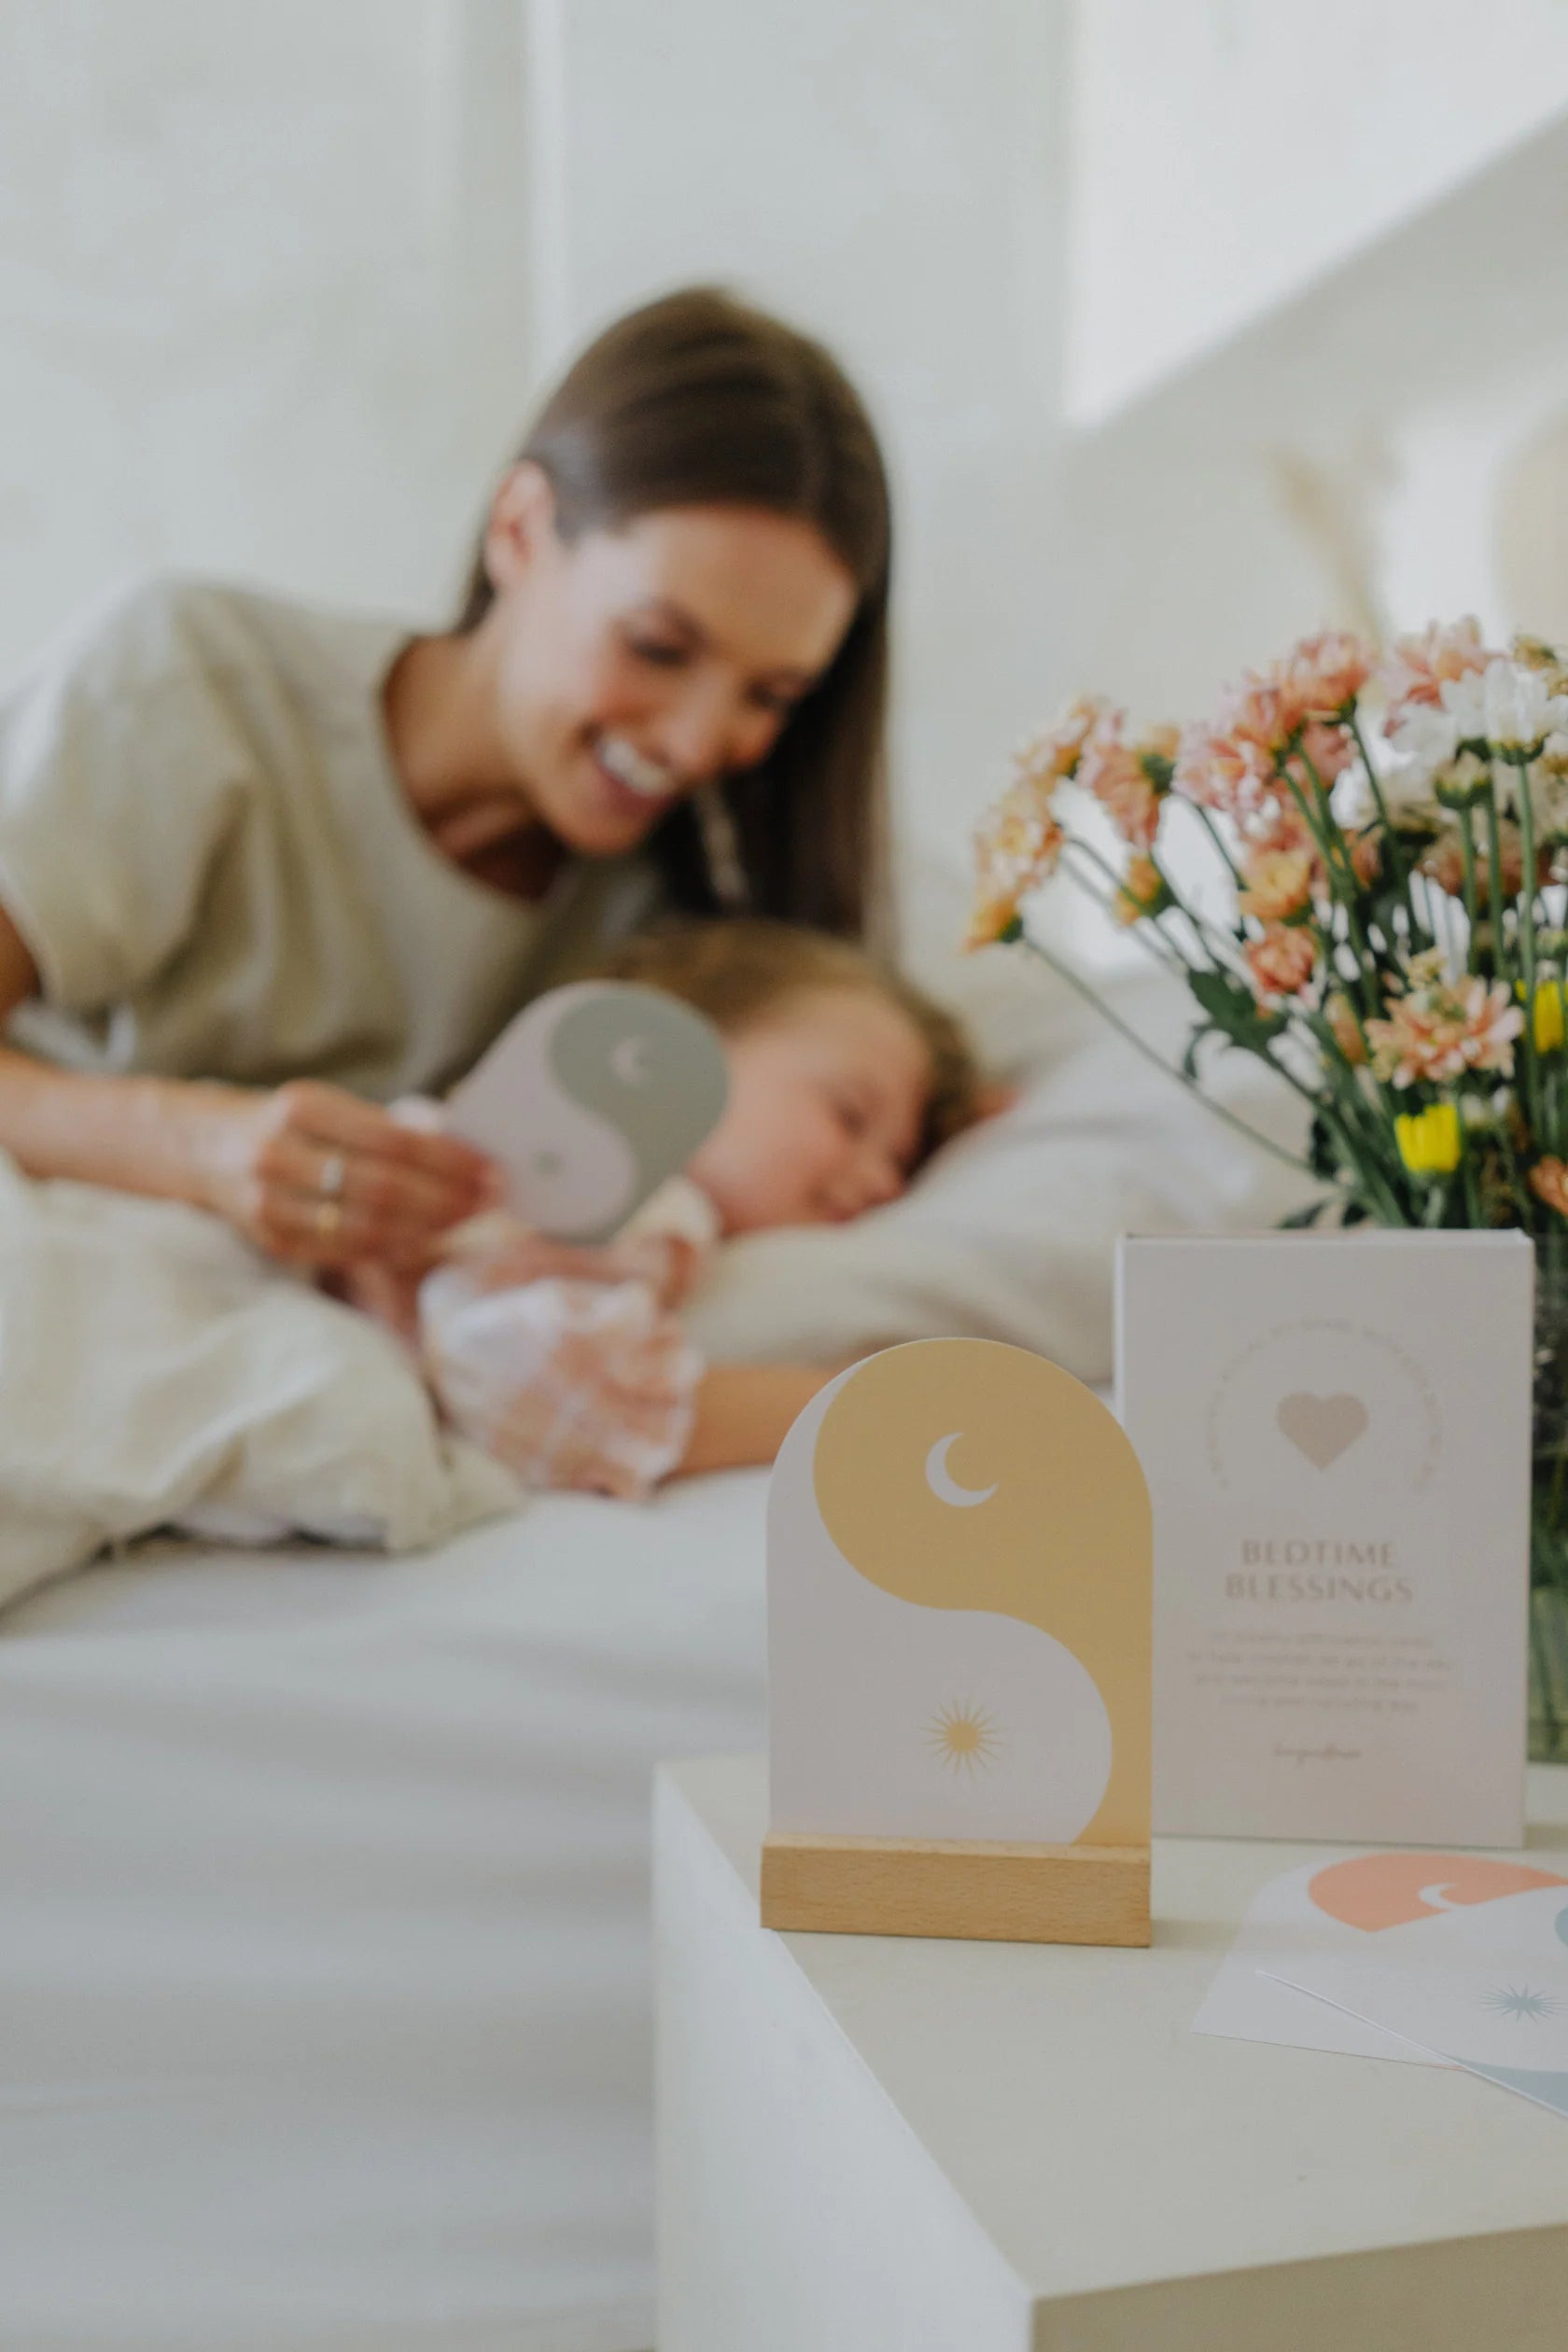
[1185,966,1286,1054]
[1279,1197,1335,1228]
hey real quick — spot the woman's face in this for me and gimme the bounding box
[478,466,860,857]
[687,986,931,1236]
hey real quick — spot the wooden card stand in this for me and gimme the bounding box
[761,1831,1151,1947]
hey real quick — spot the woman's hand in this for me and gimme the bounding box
[188,1079,501,1271]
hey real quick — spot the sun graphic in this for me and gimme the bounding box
[1480,1983,1561,2022]
[925,1699,1003,1777]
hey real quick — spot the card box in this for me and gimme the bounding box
[1116,1232,1532,1845]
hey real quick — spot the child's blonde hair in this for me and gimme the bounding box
[597,918,983,1162]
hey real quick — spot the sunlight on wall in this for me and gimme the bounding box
[0,0,532,685]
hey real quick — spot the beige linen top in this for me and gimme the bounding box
[0,576,657,1099]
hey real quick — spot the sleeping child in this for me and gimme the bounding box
[407,918,983,1497]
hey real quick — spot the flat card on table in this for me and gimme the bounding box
[444,981,729,1240]
[1268,1871,1568,2121]
[767,1337,1151,1846]
[1117,1233,1532,1847]
[1193,1848,1568,2065]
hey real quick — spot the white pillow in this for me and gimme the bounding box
[683,875,1318,1384]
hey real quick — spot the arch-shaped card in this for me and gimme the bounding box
[444,981,730,1240]
[767,1337,1152,1853]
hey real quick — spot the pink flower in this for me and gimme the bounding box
[966,781,1067,947]
[1239,847,1313,923]
[1245,925,1319,1002]
[1365,967,1521,1087]
[1078,730,1163,851]
[1174,637,1370,819]
[1379,618,1493,736]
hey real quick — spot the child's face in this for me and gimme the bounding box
[688,987,931,1235]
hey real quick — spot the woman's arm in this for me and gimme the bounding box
[675,1362,847,1477]
[0,902,497,1267]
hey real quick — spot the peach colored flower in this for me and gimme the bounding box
[1294,717,1354,785]
[1379,618,1493,735]
[966,781,1066,947]
[1343,827,1381,889]
[1365,969,1521,1087]
[1173,719,1279,820]
[1418,830,1471,899]
[1416,822,1536,902]
[1246,803,1316,861]
[1113,853,1164,924]
[1138,721,1182,764]
[1239,847,1313,923]
[1244,924,1319,1002]
[1325,993,1367,1065]
[1078,732,1163,851]
[1531,1156,1568,1220]
[1015,695,1112,793]
[1277,630,1376,720]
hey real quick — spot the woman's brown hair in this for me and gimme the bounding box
[456,287,892,943]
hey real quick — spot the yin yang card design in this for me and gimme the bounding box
[1117,1232,1533,1847]
[444,981,729,1240]
[768,1338,1152,1849]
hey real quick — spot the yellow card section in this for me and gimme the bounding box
[812,1340,1152,1846]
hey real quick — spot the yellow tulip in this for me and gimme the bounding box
[1394,1101,1462,1176]
[1514,976,1567,1053]
[1534,980,1566,1055]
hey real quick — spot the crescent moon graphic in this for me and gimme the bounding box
[924,1431,998,1509]
[610,1034,651,1085]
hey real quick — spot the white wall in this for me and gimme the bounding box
[8,0,1568,917]
[1068,0,1568,425]
[0,0,533,681]
[526,0,1071,869]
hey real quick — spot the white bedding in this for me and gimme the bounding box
[0,1473,768,2352]
[0,875,1321,2348]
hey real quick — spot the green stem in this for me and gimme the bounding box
[1513,752,1547,1145]
[1006,932,1328,1183]
[1348,708,1422,944]
[1458,816,1482,976]
[1193,802,1244,888]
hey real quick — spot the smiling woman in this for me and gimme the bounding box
[0,288,893,1279]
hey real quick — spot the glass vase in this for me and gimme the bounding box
[1530,1252,1568,1760]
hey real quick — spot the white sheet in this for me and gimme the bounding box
[0,1472,768,2352]
[0,1154,518,1607]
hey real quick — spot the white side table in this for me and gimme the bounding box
[655,1756,1568,2352]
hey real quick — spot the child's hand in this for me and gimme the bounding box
[442,1215,696,1308]
[419,1267,704,1498]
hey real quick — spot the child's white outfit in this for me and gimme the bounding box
[415,1177,720,1500]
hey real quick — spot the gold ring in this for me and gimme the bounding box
[319,1152,347,1199]
[315,1197,343,1239]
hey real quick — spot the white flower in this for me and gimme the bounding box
[1440,659,1568,755]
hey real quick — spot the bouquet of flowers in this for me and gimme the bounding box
[968,622,1568,1744]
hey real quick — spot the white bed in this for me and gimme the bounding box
[0,1473,768,2352]
[0,911,1317,2349]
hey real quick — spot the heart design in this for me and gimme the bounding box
[1276,1391,1368,1470]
